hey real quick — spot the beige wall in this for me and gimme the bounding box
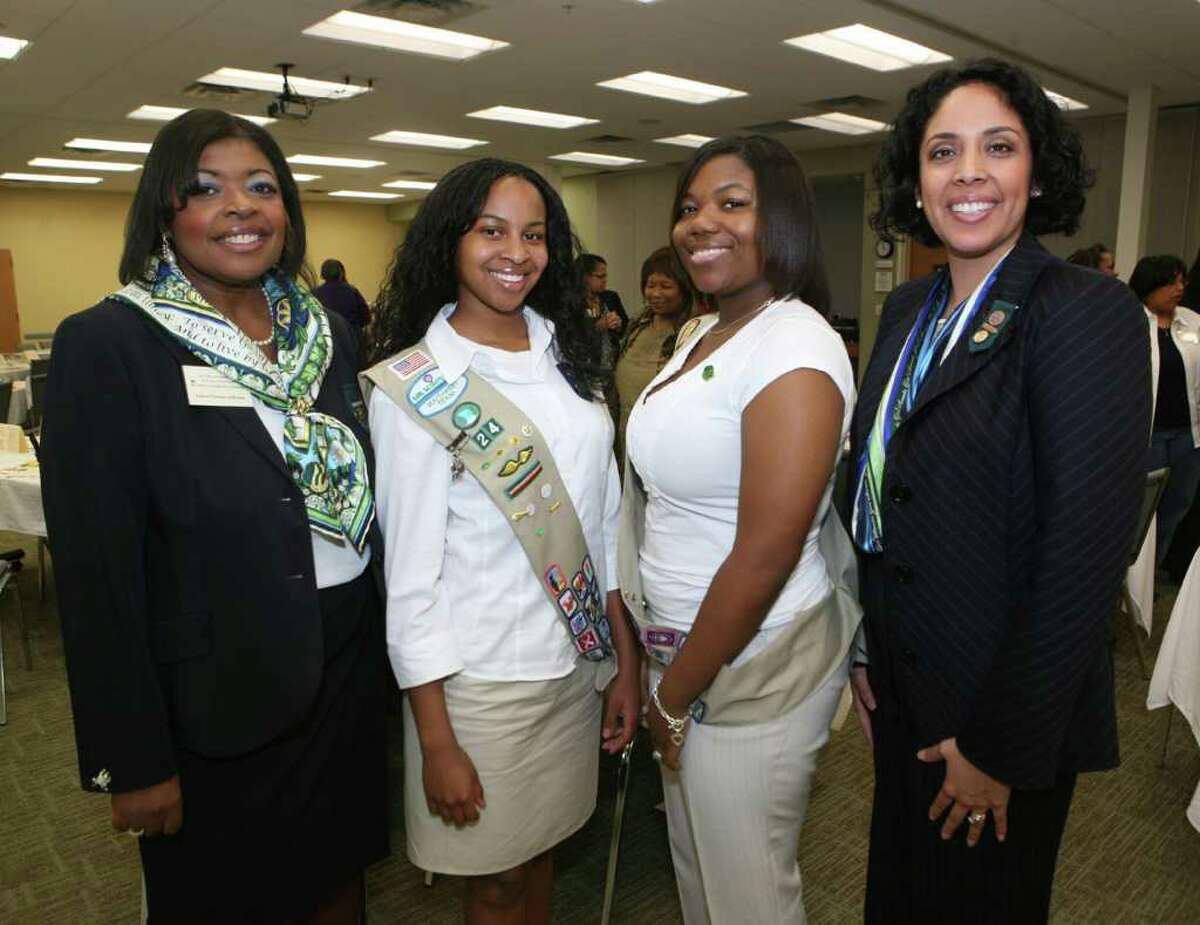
[0,187,405,335]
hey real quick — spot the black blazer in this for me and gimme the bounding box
[41,299,383,794]
[850,234,1151,790]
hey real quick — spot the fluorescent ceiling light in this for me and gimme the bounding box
[783,24,951,72]
[291,173,321,182]
[29,157,140,172]
[791,112,889,135]
[467,106,599,129]
[382,179,438,190]
[1,172,103,185]
[0,35,30,60]
[549,151,644,167]
[370,130,487,150]
[288,154,386,168]
[597,71,747,104]
[197,67,371,100]
[303,10,508,61]
[127,105,276,126]
[328,190,403,200]
[65,137,153,154]
[654,134,715,148]
[1044,88,1088,111]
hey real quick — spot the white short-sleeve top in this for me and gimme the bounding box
[625,298,855,634]
[369,305,621,689]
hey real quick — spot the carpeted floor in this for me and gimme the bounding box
[1,529,1199,923]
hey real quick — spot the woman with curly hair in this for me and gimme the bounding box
[613,245,693,465]
[850,59,1150,922]
[364,158,639,924]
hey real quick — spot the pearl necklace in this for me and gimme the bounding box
[243,285,275,347]
[706,296,775,338]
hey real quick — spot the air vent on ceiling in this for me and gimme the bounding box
[740,120,813,135]
[355,0,489,26]
[810,95,884,109]
[584,134,635,144]
[181,81,255,101]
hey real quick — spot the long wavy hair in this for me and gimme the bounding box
[369,158,605,396]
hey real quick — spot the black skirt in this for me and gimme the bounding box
[140,570,389,924]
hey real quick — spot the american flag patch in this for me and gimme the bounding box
[389,349,433,381]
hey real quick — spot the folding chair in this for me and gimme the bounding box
[0,558,30,725]
[1119,467,1170,679]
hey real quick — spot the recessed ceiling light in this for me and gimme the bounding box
[0,35,30,60]
[29,157,141,172]
[127,105,276,126]
[467,106,599,129]
[791,112,889,135]
[291,173,322,182]
[654,134,716,148]
[328,190,404,200]
[370,130,487,150]
[65,138,153,154]
[381,179,438,190]
[1044,89,1088,111]
[597,71,747,104]
[1,172,103,185]
[287,155,386,168]
[549,152,645,167]
[197,67,371,100]
[783,24,951,72]
[303,10,508,61]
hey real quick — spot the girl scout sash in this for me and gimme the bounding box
[361,343,613,662]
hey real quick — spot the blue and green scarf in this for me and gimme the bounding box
[112,258,374,552]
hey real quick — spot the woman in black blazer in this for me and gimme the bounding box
[40,110,387,924]
[849,60,1150,923]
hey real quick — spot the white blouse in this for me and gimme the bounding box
[625,298,855,636]
[370,304,621,689]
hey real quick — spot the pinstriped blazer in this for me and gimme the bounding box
[850,233,1151,790]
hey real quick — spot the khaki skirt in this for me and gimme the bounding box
[403,659,608,876]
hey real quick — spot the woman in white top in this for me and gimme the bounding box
[367,158,639,925]
[1130,255,1200,564]
[624,135,856,923]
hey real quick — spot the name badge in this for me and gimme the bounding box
[182,366,253,407]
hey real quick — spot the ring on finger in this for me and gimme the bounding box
[651,749,663,764]
[967,810,987,826]
[128,828,145,838]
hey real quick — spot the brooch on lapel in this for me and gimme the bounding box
[969,299,1019,353]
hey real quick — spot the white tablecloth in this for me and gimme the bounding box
[1148,544,1200,833]
[6,379,29,426]
[0,450,44,537]
[1128,524,1156,635]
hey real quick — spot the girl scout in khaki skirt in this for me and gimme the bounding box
[365,158,640,924]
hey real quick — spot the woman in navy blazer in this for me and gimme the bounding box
[849,60,1150,923]
[41,111,387,924]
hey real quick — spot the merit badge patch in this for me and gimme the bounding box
[572,571,587,596]
[582,556,595,584]
[558,588,578,616]
[545,564,568,594]
[569,612,588,635]
[577,628,600,652]
[452,401,481,431]
[389,349,434,381]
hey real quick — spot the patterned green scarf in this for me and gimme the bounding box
[112,258,374,552]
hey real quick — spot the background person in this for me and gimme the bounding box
[613,245,693,466]
[313,257,372,332]
[851,59,1149,924]
[623,134,858,924]
[577,253,628,368]
[366,158,639,925]
[1065,241,1115,276]
[40,110,387,924]
[1130,254,1200,564]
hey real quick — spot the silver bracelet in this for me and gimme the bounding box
[651,682,689,746]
